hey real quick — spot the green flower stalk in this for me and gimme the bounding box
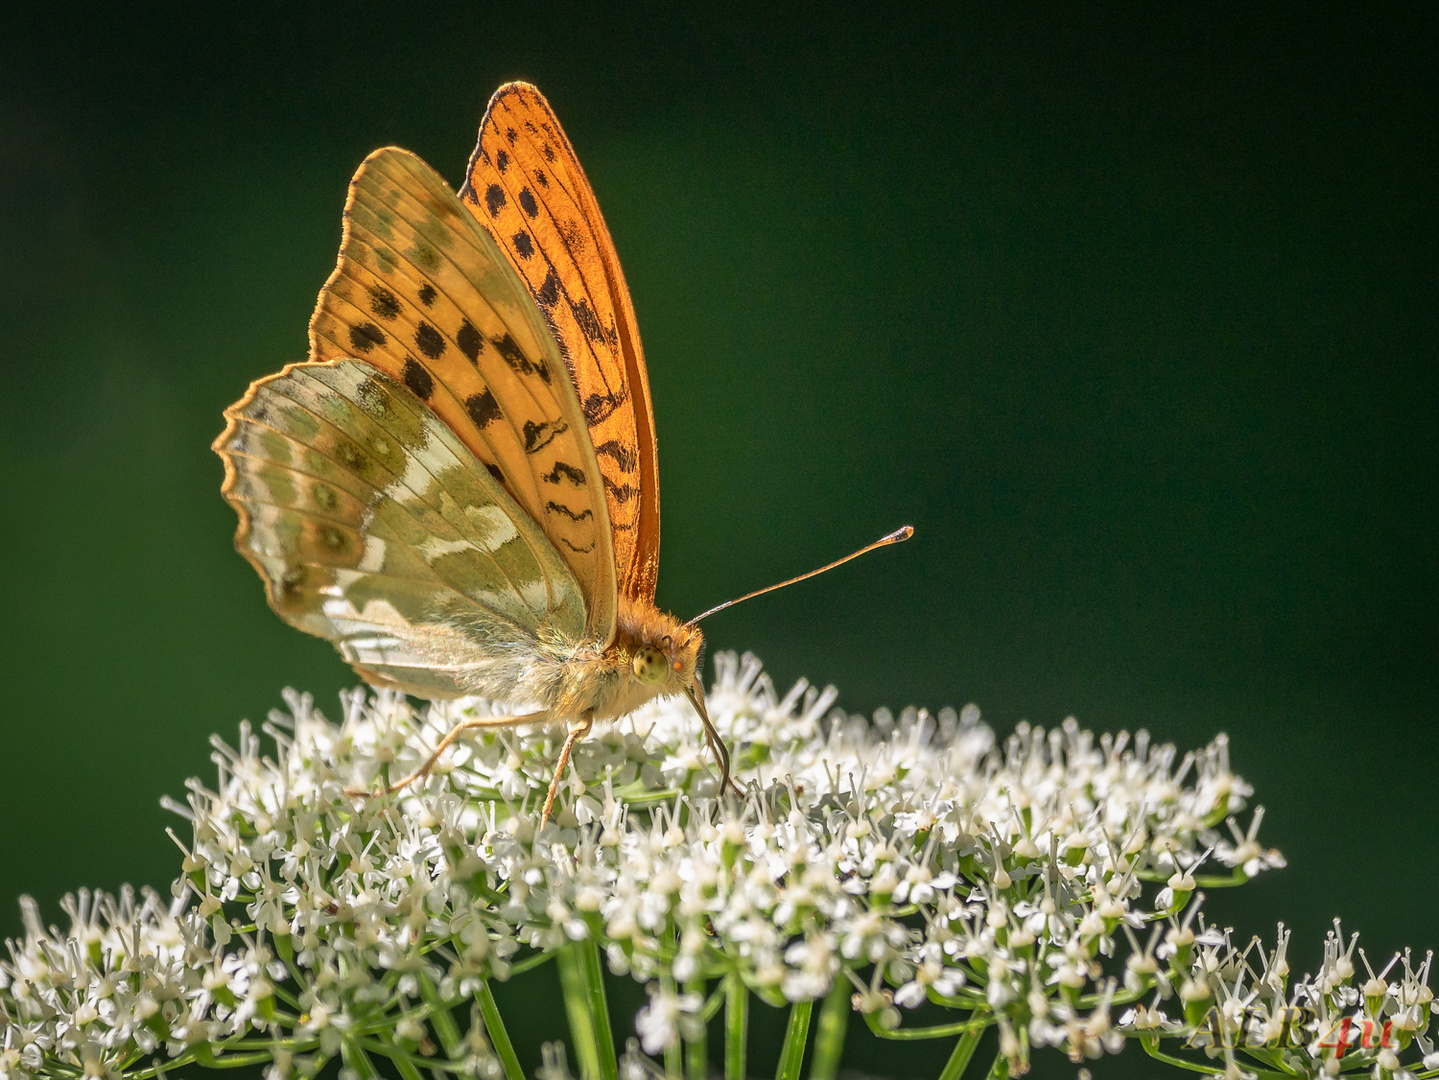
[1,651,1423,1080]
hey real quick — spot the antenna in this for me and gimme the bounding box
[685,525,914,626]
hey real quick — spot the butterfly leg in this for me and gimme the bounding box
[540,711,595,828]
[345,710,549,798]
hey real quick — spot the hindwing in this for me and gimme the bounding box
[214,359,586,698]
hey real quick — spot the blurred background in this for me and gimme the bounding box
[1,4,1435,1076]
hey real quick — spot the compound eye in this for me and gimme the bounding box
[632,646,669,686]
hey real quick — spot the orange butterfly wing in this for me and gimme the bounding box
[459,82,661,604]
[306,147,617,643]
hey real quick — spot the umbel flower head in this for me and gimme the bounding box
[1,652,1425,1080]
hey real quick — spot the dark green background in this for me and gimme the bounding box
[1,4,1435,1076]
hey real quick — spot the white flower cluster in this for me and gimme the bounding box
[1121,920,1437,1080]
[3,651,1392,1080]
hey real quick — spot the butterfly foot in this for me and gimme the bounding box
[342,777,417,799]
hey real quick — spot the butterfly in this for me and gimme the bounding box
[213,82,909,823]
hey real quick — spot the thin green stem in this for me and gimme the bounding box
[558,938,619,1080]
[372,1039,425,1080]
[558,944,602,1080]
[1138,1036,1240,1074]
[578,935,620,1080]
[861,1009,992,1041]
[724,974,749,1080]
[774,999,813,1080]
[194,1051,286,1070]
[700,981,728,1022]
[202,1039,324,1053]
[340,1038,381,1080]
[1236,1044,1304,1078]
[507,949,558,977]
[809,979,850,1080]
[477,979,525,1080]
[658,972,683,1080]
[937,1022,987,1080]
[418,972,464,1059]
[684,979,710,1080]
[1139,1038,1294,1080]
[118,1040,326,1080]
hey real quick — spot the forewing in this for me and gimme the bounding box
[460,82,661,603]
[214,359,586,698]
[308,146,617,642]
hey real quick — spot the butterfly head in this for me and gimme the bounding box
[606,596,735,793]
[614,596,705,702]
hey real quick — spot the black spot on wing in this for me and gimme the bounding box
[417,283,437,306]
[465,389,501,427]
[414,322,446,359]
[555,218,584,253]
[536,268,560,308]
[495,149,509,173]
[593,439,637,472]
[492,333,551,382]
[369,285,401,320]
[401,359,434,401]
[522,418,567,454]
[541,143,556,163]
[512,230,534,258]
[505,126,518,144]
[484,185,506,217]
[456,320,483,362]
[545,501,594,523]
[349,322,387,354]
[492,333,527,371]
[571,298,605,343]
[518,188,538,218]
[542,462,586,486]
[485,462,506,486]
[602,475,639,504]
[533,168,548,189]
[582,388,628,426]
